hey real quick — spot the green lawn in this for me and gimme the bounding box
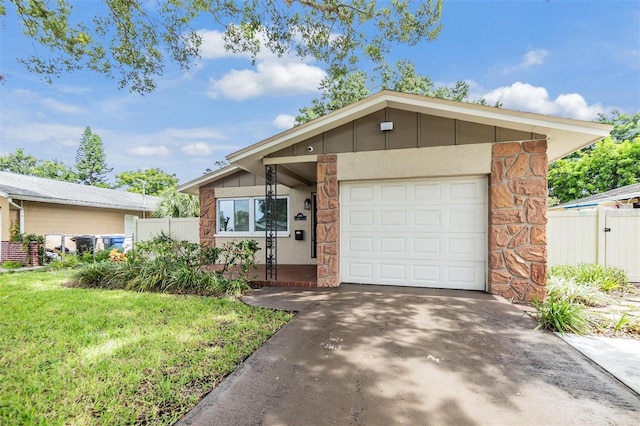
[0,270,293,425]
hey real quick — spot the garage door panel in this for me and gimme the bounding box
[348,185,375,201]
[449,181,484,201]
[378,238,405,254]
[347,236,374,253]
[414,183,441,200]
[379,263,406,280]
[341,176,487,290]
[348,262,374,279]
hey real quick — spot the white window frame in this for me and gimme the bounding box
[216,196,290,237]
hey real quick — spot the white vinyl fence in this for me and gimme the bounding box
[548,208,640,282]
[134,217,199,243]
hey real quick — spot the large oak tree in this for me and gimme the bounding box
[1,0,443,93]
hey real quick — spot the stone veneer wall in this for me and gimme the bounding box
[316,154,340,287]
[489,140,548,302]
[199,187,216,247]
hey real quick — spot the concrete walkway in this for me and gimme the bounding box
[559,334,640,394]
[178,285,640,426]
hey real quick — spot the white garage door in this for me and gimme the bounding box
[340,176,487,290]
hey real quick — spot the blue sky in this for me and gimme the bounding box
[1,1,639,185]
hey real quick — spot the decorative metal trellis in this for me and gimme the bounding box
[265,164,277,280]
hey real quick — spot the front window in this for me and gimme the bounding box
[217,197,289,234]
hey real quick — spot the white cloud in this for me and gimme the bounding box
[481,82,605,120]
[1,122,84,144]
[523,49,549,67]
[195,29,238,60]
[158,127,226,141]
[273,114,295,129]
[128,146,171,156]
[503,49,549,74]
[41,98,85,114]
[208,60,325,100]
[181,142,213,156]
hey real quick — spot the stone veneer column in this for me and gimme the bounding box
[199,187,216,247]
[489,140,548,302]
[317,154,340,287]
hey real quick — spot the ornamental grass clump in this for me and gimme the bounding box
[535,264,635,335]
[548,264,629,292]
[533,295,595,335]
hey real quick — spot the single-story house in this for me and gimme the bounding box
[179,91,612,301]
[550,182,640,211]
[0,171,161,259]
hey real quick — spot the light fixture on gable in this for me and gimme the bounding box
[380,121,394,131]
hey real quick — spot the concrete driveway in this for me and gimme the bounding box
[177,284,640,426]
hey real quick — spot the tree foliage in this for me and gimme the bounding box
[154,188,200,218]
[548,112,640,203]
[115,168,178,196]
[0,148,38,175]
[0,148,76,181]
[75,126,112,186]
[295,60,472,124]
[1,0,443,94]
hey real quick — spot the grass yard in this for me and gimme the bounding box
[0,270,293,425]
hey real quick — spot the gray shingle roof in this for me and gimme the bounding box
[555,182,640,209]
[0,171,161,211]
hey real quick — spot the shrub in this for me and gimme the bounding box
[71,233,259,297]
[546,276,612,307]
[215,278,252,297]
[72,261,125,289]
[548,264,629,292]
[78,249,111,263]
[47,255,80,270]
[534,295,595,335]
[1,260,24,269]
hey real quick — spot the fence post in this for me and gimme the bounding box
[596,207,606,266]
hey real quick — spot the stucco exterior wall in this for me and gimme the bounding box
[204,184,316,265]
[337,144,492,181]
[0,197,10,241]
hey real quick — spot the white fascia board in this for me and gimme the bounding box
[177,165,240,195]
[9,194,155,211]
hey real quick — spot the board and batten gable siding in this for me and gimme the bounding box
[267,108,546,158]
[21,201,144,235]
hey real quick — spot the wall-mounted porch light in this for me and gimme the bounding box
[304,198,311,210]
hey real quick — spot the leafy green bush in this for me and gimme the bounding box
[534,295,595,335]
[71,233,259,297]
[78,249,111,263]
[548,264,629,292]
[47,255,80,270]
[1,260,24,269]
[215,278,252,297]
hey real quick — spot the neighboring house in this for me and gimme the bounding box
[550,182,640,211]
[0,171,161,251]
[179,91,611,301]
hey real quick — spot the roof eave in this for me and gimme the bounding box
[7,194,157,212]
[177,165,240,195]
[225,90,612,171]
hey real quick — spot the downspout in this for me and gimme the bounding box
[7,198,24,235]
